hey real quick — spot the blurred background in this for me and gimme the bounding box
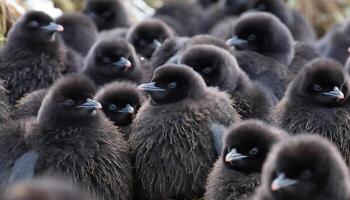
[0,0,350,44]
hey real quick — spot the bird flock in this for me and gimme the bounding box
[1,0,350,200]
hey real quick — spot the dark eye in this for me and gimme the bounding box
[138,39,147,46]
[249,147,259,155]
[28,20,39,28]
[103,57,112,63]
[248,34,256,41]
[168,82,177,89]
[202,67,213,74]
[313,84,322,92]
[109,104,117,111]
[65,99,75,106]
[256,3,266,11]
[299,170,312,180]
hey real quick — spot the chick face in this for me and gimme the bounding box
[128,19,174,59]
[9,11,64,44]
[138,64,205,105]
[226,12,291,54]
[222,121,280,174]
[97,90,142,126]
[264,136,339,199]
[294,59,349,106]
[38,75,102,127]
[87,39,136,77]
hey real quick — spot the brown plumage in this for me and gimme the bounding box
[288,42,320,83]
[0,11,66,104]
[130,64,241,200]
[179,44,273,121]
[274,58,350,164]
[56,13,98,56]
[83,37,146,86]
[127,18,175,59]
[253,135,350,200]
[12,89,47,120]
[0,74,133,200]
[227,12,293,100]
[205,120,286,200]
[0,81,10,123]
[83,0,130,31]
[94,81,146,139]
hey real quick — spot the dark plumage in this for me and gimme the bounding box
[99,27,129,39]
[0,75,133,200]
[95,81,146,139]
[179,44,273,121]
[83,0,130,31]
[274,58,350,164]
[250,0,316,42]
[127,18,175,59]
[317,19,350,65]
[205,120,286,200]
[3,178,92,200]
[226,12,292,100]
[201,0,254,33]
[130,64,241,200]
[198,0,219,8]
[83,38,145,86]
[0,81,10,123]
[154,0,203,36]
[210,17,238,40]
[253,135,350,200]
[202,0,315,41]
[0,11,65,104]
[288,42,320,82]
[150,34,231,72]
[12,89,47,120]
[56,13,98,56]
[150,36,189,70]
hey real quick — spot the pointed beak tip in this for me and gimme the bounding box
[137,85,145,91]
[225,39,233,46]
[57,25,64,32]
[271,183,280,192]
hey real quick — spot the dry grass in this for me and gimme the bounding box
[287,0,350,37]
[52,0,85,12]
[0,0,21,45]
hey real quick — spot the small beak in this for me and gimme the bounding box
[225,148,248,163]
[41,22,64,32]
[76,98,102,110]
[152,39,162,49]
[113,57,132,69]
[322,86,344,101]
[226,36,248,49]
[271,173,298,191]
[138,82,166,92]
[118,104,134,114]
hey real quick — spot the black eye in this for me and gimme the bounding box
[139,39,147,46]
[313,84,322,92]
[168,82,177,89]
[248,34,256,41]
[28,20,39,28]
[256,3,266,10]
[103,57,112,63]
[65,99,75,106]
[202,67,213,74]
[109,104,117,111]
[299,170,312,180]
[249,147,259,155]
